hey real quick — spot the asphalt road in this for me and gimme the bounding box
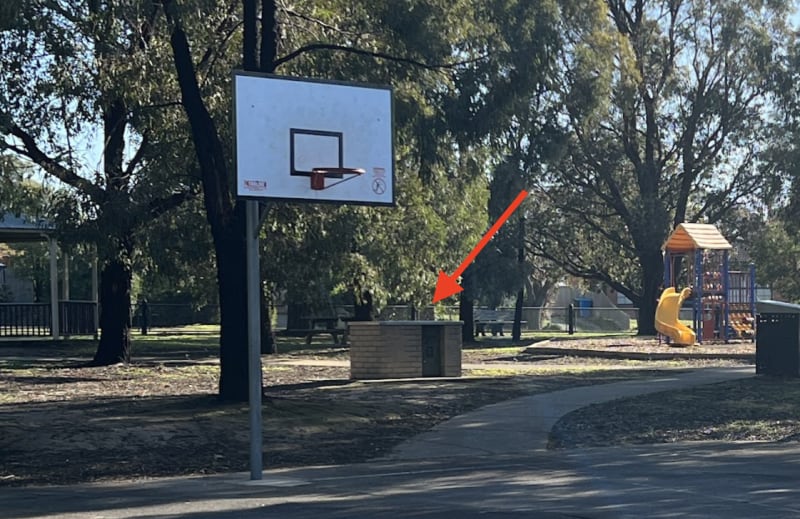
[5,442,800,518]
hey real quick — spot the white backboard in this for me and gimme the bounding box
[234,72,394,205]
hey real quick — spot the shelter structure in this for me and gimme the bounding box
[0,213,98,338]
[663,223,756,343]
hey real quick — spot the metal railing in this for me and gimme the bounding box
[3,301,635,336]
[59,301,97,336]
[0,302,51,337]
[132,303,220,329]
[0,301,98,337]
[272,304,639,334]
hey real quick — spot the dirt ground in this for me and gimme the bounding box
[0,335,756,487]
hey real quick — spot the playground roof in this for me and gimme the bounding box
[663,223,732,252]
[0,212,55,243]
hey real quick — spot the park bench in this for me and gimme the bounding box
[474,309,526,337]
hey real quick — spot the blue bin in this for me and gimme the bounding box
[575,297,593,317]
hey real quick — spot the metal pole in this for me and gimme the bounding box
[722,250,729,342]
[49,238,59,339]
[246,200,263,480]
[694,250,703,343]
[91,247,99,339]
[62,253,70,301]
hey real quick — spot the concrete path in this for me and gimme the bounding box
[388,366,753,459]
[8,365,799,519]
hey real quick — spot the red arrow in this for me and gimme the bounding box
[433,189,529,303]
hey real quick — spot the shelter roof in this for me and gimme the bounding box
[0,213,55,243]
[662,223,732,252]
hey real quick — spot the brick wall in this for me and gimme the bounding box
[349,321,462,379]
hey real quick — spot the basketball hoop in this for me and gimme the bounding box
[310,167,365,190]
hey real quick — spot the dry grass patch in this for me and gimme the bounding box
[549,376,800,449]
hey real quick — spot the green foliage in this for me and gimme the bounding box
[6,242,50,302]
[262,169,487,312]
[0,155,48,219]
[748,220,800,303]
[0,1,200,255]
[134,196,217,306]
[525,0,792,313]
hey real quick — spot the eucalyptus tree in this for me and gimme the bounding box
[256,1,493,323]
[259,0,566,340]
[526,0,791,334]
[767,30,800,228]
[0,2,197,363]
[740,29,800,303]
[159,0,508,399]
[474,156,563,339]
[440,0,568,340]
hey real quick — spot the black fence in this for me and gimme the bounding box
[0,303,51,337]
[273,305,638,334]
[0,300,640,337]
[0,301,97,337]
[132,303,220,329]
[59,301,97,336]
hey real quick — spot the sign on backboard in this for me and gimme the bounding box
[234,72,395,206]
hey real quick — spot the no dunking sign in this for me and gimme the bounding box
[372,167,386,195]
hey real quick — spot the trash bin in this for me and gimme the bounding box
[574,297,593,318]
[755,301,800,377]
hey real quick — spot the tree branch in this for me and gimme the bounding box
[124,133,150,178]
[7,124,105,201]
[283,8,365,36]
[141,100,182,110]
[273,42,488,71]
[146,187,199,221]
[162,0,234,237]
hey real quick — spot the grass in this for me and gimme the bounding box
[550,376,800,448]
[465,365,621,377]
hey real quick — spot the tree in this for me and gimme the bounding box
[161,0,521,398]
[135,195,218,308]
[526,0,791,334]
[1,2,197,364]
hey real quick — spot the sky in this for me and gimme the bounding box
[18,2,800,191]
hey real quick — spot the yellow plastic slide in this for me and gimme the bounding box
[655,287,696,346]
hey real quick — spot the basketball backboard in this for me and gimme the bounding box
[234,72,394,205]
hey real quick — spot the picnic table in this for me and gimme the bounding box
[298,316,347,345]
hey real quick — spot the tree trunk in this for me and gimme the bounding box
[167,18,252,401]
[260,283,274,354]
[512,216,525,342]
[215,203,250,401]
[91,258,132,365]
[512,288,524,342]
[459,268,475,343]
[637,249,664,336]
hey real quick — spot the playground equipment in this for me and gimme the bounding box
[662,223,756,343]
[655,287,696,345]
